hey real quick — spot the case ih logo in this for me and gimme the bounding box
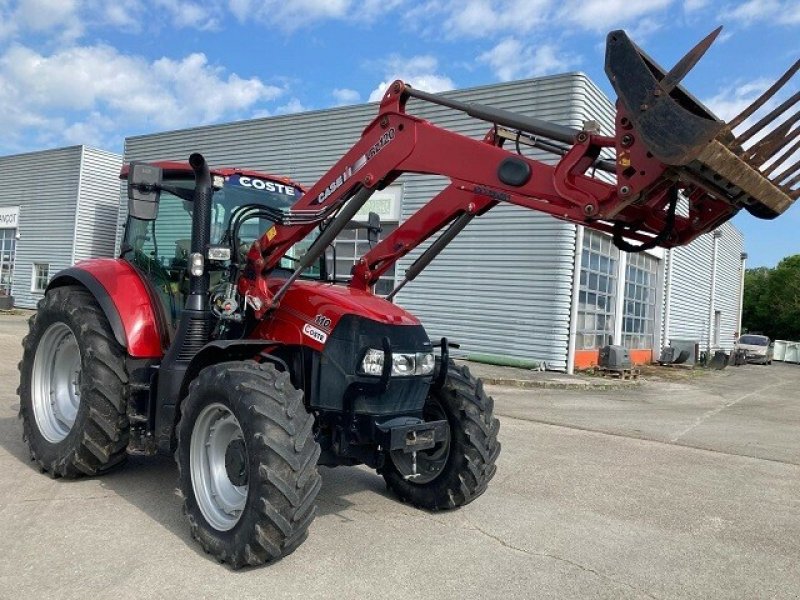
[312,128,396,205]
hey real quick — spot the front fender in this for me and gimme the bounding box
[47,259,164,358]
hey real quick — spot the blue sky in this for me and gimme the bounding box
[0,0,797,266]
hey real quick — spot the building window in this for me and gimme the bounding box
[622,252,659,349]
[577,230,618,350]
[32,263,50,293]
[0,228,16,295]
[329,224,397,296]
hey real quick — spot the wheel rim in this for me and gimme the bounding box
[190,403,248,531]
[31,322,82,443]
[390,398,451,485]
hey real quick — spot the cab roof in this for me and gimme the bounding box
[119,160,305,191]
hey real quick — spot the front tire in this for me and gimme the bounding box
[176,361,321,569]
[382,360,500,510]
[18,285,130,478]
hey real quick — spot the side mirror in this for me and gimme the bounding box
[127,162,163,221]
[367,211,382,246]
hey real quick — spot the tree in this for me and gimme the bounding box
[742,255,800,340]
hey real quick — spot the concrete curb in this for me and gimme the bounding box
[479,376,641,390]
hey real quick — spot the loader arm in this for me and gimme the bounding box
[241,28,798,314]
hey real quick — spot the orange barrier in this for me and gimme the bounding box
[574,348,653,370]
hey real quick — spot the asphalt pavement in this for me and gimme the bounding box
[1,313,798,600]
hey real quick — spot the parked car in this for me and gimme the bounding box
[734,334,774,365]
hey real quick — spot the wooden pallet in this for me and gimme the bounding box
[596,367,640,380]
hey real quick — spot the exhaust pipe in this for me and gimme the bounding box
[187,152,213,304]
[153,153,214,452]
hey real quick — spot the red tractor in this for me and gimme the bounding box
[18,30,798,568]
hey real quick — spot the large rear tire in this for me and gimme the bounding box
[382,360,500,510]
[18,285,130,477]
[176,361,321,569]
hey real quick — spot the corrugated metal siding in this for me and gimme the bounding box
[666,221,743,351]
[121,73,617,370]
[0,146,82,308]
[73,148,123,262]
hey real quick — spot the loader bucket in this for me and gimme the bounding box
[606,29,799,219]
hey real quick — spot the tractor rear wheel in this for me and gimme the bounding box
[382,359,500,510]
[18,285,130,477]
[176,361,321,569]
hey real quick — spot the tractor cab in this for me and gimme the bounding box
[119,162,309,330]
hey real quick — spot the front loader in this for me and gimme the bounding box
[17,29,798,568]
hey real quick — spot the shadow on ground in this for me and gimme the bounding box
[0,411,394,565]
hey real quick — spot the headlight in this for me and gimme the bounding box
[361,348,385,376]
[418,352,435,375]
[359,349,435,377]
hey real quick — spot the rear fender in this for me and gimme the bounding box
[47,260,164,358]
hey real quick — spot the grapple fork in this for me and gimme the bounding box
[606,29,799,221]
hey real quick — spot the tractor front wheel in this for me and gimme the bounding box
[18,285,130,477]
[382,360,500,510]
[176,361,321,569]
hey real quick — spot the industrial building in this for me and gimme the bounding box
[121,73,745,372]
[0,146,122,309]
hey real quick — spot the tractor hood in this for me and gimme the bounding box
[268,278,420,328]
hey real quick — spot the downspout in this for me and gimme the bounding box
[662,248,673,351]
[737,252,747,336]
[70,145,86,265]
[613,250,627,346]
[567,225,585,375]
[708,230,722,352]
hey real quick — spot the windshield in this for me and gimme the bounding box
[738,335,769,346]
[211,174,299,245]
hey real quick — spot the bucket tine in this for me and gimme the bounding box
[660,26,722,94]
[737,90,800,145]
[778,159,800,188]
[745,120,800,166]
[762,135,800,176]
[728,59,800,131]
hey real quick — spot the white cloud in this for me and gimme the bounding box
[153,0,220,29]
[722,0,800,26]
[478,38,580,82]
[4,0,85,41]
[0,43,285,150]
[332,88,360,105]
[275,98,309,114]
[226,0,400,29]
[0,0,225,40]
[684,0,709,10]
[703,78,772,122]
[100,0,145,30]
[367,55,455,102]
[558,0,673,31]
[404,0,553,38]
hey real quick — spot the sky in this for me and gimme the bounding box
[0,0,797,266]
